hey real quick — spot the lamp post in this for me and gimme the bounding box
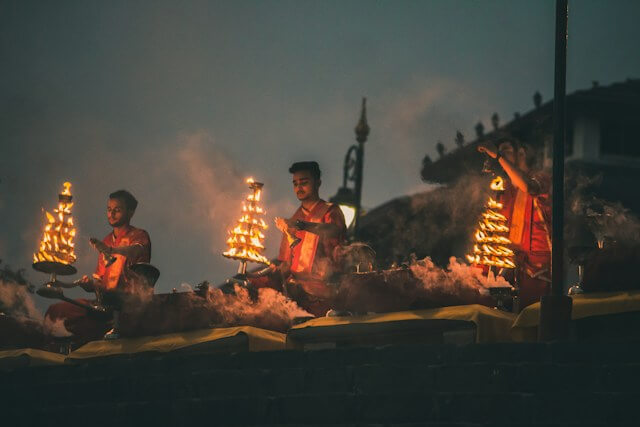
[330,98,369,235]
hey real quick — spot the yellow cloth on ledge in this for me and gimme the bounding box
[68,326,285,360]
[512,290,640,341]
[290,304,516,344]
[0,348,66,367]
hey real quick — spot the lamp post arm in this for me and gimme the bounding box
[343,145,359,188]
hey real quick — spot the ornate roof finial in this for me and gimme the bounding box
[491,112,500,130]
[533,91,542,109]
[355,97,370,144]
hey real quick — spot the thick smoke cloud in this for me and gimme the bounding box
[335,256,507,313]
[202,286,312,331]
[0,279,42,322]
[42,317,72,338]
[410,256,511,293]
[121,284,311,335]
[568,173,640,247]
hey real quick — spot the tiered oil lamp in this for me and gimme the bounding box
[33,182,78,292]
[223,178,270,276]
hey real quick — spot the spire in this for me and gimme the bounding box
[355,97,370,143]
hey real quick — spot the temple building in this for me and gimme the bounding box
[421,78,640,212]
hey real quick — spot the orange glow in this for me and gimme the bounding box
[33,182,77,265]
[223,178,270,265]
[467,176,515,269]
[490,176,505,191]
[487,197,503,209]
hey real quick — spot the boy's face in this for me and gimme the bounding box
[292,170,320,202]
[107,198,132,227]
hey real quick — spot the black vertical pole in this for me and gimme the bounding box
[539,0,573,341]
[551,0,568,296]
[354,98,369,233]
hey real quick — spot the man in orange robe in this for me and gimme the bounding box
[252,161,346,316]
[44,190,151,341]
[478,139,552,309]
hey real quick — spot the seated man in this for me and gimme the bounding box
[44,190,151,341]
[251,161,347,316]
[478,138,551,309]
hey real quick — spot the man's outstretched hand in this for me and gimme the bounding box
[477,141,498,158]
[274,217,295,234]
[76,275,95,292]
[89,237,110,254]
[275,217,302,248]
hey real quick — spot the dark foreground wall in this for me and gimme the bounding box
[2,339,639,426]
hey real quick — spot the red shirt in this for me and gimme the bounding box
[93,225,151,291]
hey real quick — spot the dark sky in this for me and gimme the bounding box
[1,0,639,298]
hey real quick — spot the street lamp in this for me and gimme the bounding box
[330,186,357,229]
[330,98,369,233]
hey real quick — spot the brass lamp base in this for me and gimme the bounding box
[33,261,77,276]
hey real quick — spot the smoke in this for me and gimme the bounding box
[334,256,507,313]
[3,124,298,297]
[178,282,194,292]
[411,256,511,293]
[174,132,246,253]
[382,78,495,162]
[585,202,640,245]
[567,173,640,247]
[120,284,311,336]
[202,286,312,331]
[42,317,72,337]
[336,242,377,272]
[358,172,491,267]
[0,270,42,322]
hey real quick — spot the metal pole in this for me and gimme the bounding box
[551,0,568,296]
[538,0,573,341]
[354,141,364,232]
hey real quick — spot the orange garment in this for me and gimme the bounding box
[500,171,551,255]
[250,200,346,316]
[44,226,151,342]
[499,171,552,309]
[277,200,346,298]
[94,226,151,291]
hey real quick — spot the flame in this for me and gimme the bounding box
[467,175,515,269]
[487,197,503,209]
[490,176,505,191]
[223,178,270,265]
[61,181,72,196]
[33,182,77,265]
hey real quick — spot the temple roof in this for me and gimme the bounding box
[421,79,640,184]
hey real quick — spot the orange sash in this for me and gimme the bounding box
[508,189,528,245]
[291,202,332,277]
